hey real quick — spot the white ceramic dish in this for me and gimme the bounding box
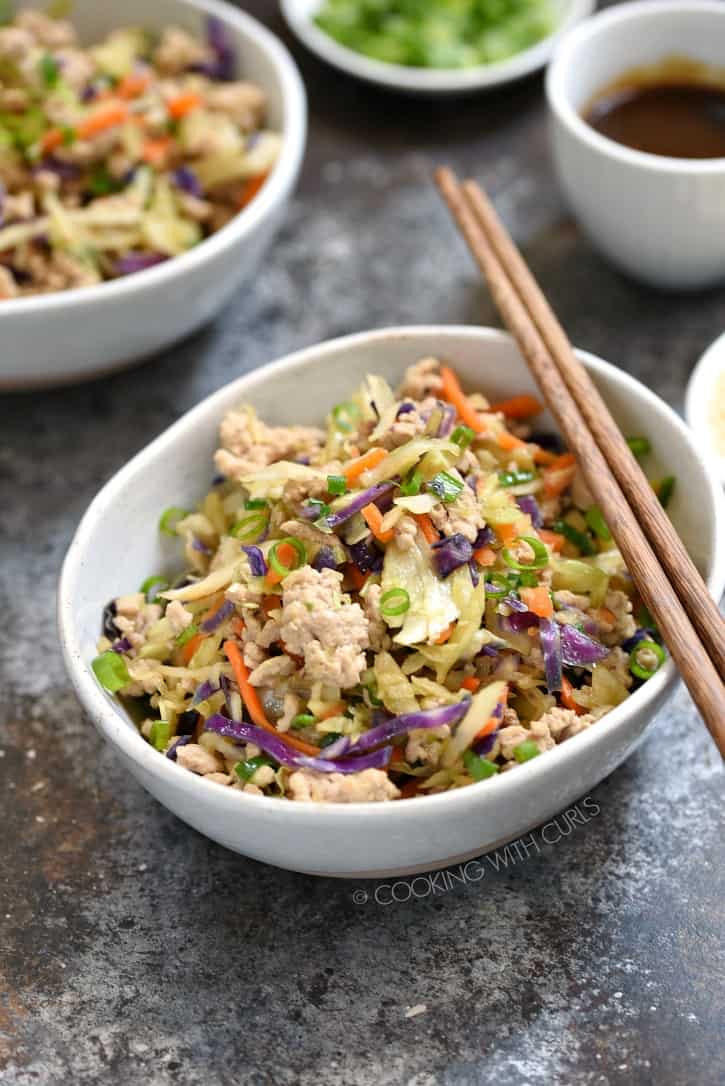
[1,0,306,389]
[685,332,725,485]
[59,326,725,878]
[281,0,594,96]
[547,0,725,290]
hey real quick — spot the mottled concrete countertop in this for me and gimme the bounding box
[1,3,724,1083]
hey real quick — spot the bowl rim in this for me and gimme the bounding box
[685,330,725,484]
[0,0,307,316]
[280,0,595,93]
[546,0,725,173]
[59,325,725,821]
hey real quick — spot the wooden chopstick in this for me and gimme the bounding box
[435,166,725,757]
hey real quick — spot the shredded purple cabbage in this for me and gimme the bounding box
[192,538,211,555]
[347,537,384,574]
[111,636,132,654]
[201,598,235,633]
[35,157,80,180]
[167,735,193,761]
[204,715,393,773]
[473,526,495,549]
[192,679,219,705]
[115,251,168,276]
[502,611,539,634]
[502,594,529,613]
[431,533,473,577]
[473,731,497,756]
[196,15,236,80]
[539,618,563,692]
[516,494,543,528]
[396,402,415,417]
[312,546,341,572]
[437,403,457,438]
[172,165,203,199]
[325,482,395,530]
[343,699,471,756]
[560,624,609,666]
[469,561,480,588]
[479,645,499,658]
[242,545,267,577]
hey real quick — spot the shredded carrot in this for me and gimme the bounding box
[461,676,481,693]
[399,777,421,798]
[543,464,576,499]
[262,595,280,616]
[180,631,205,666]
[390,745,408,767]
[343,446,388,484]
[117,72,151,99]
[439,365,486,433]
[496,430,528,452]
[487,394,543,419]
[230,616,245,637]
[361,502,394,543]
[549,452,576,471]
[538,528,565,552]
[40,127,64,153]
[496,522,519,545]
[141,136,172,166]
[264,541,298,588]
[346,564,368,592]
[320,702,346,720]
[561,675,587,716]
[520,586,554,619]
[472,545,496,567]
[279,641,304,665]
[77,104,129,140]
[474,686,509,740]
[532,446,557,466]
[167,91,202,119]
[414,513,439,545]
[435,622,456,644]
[595,607,617,626]
[223,641,321,755]
[236,172,268,208]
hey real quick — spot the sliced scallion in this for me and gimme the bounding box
[149,720,171,751]
[498,469,536,487]
[327,474,347,495]
[399,469,422,497]
[230,511,268,542]
[234,754,274,781]
[159,506,190,536]
[656,476,676,509]
[269,537,307,578]
[553,519,595,556]
[331,402,361,433]
[627,436,651,458]
[513,739,540,763]
[40,53,60,87]
[291,713,316,730]
[463,750,499,780]
[629,640,666,680]
[502,535,549,571]
[585,505,611,541]
[427,471,464,503]
[92,650,130,693]
[380,587,411,616]
[140,574,169,602]
[176,623,199,648]
[244,498,268,510]
[451,424,475,448]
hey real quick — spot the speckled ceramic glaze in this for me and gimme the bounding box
[58,327,725,877]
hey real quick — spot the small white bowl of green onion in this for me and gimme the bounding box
[281,0,594,95]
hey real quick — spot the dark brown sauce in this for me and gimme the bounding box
[583,56,725,159]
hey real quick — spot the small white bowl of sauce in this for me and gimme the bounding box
[686,333,725,485]
[546,0,725,289]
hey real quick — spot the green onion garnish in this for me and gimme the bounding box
[159,506,190,536]
[585,505,611,541]
[484,572,511,598]
[463,750,499,780]
[234,754,275,782]
[269,537,307,578]
[553,520,595,556]
[366,681,384,707]
[399,469,422,497]
[304,498,331,518]
[517,570,538,588]
[175,623,199,648]
[149,720,171,752]
[498,469,536,487]
[627,436,651,458]
[502,535,549,571]
[327,474,347,495]
[291,713,316,730]
[380,587,411,616]
[88,166,116,196]
[655,476,676,509]
[230,511,268,542]
[427,471,464,503]
[320,732,344,748]
[244,498,268,510]
[61,125,76,146]
[331,402,361,433]
[92,651,130,693]
[629,640,666,680]
[451,424,475,448]
[513,739,540,763]
[140,575,169,603]
[40,53,60,87]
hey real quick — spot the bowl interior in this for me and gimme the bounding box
[62,327,724,768]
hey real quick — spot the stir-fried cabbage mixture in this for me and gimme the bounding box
[93,357,671,803]
[0,8,279,298]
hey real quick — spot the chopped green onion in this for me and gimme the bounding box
[451,424,474,448]
[39,53,60,88]
[380,587,411,616]
[585,505,611,541]
[291,713,316,730]
[149,720,171,752]
[485,572,513,598]
[629,640,666,680]
[269,537,307,578]
[463,750,499,780]
[655,476,676,509]
[366,681,384,707]
[88,166,117,196]
[502,535,549,571]
[175,623,199,648]
[498,469,536,487]
[159,506,190,536]
[305,498,331,518]
[230,511,268,542]
[320,732,344,748]
[513,739,540,763]
[234,754,275,782]
[331,402,361,433]
[517,570,539,588]
[140,574,169,602]
[399,469,422,497]
[61,125,76,146]
[244,498,268,510]
[636,602,656,629]
[427,471,464,503]
[92,651,130,693]
[627,436,651,458]
[553,519,595,556]
[327,474,347,495]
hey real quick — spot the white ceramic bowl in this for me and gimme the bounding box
[281,0,594,96]
[59,327,725,878]
[547,0,725,289]
[685,331,725,485]
[1,0,306,389]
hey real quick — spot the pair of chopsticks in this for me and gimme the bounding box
[435,167,725,758]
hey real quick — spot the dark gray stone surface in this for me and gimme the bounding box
[1,3,724,1083]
